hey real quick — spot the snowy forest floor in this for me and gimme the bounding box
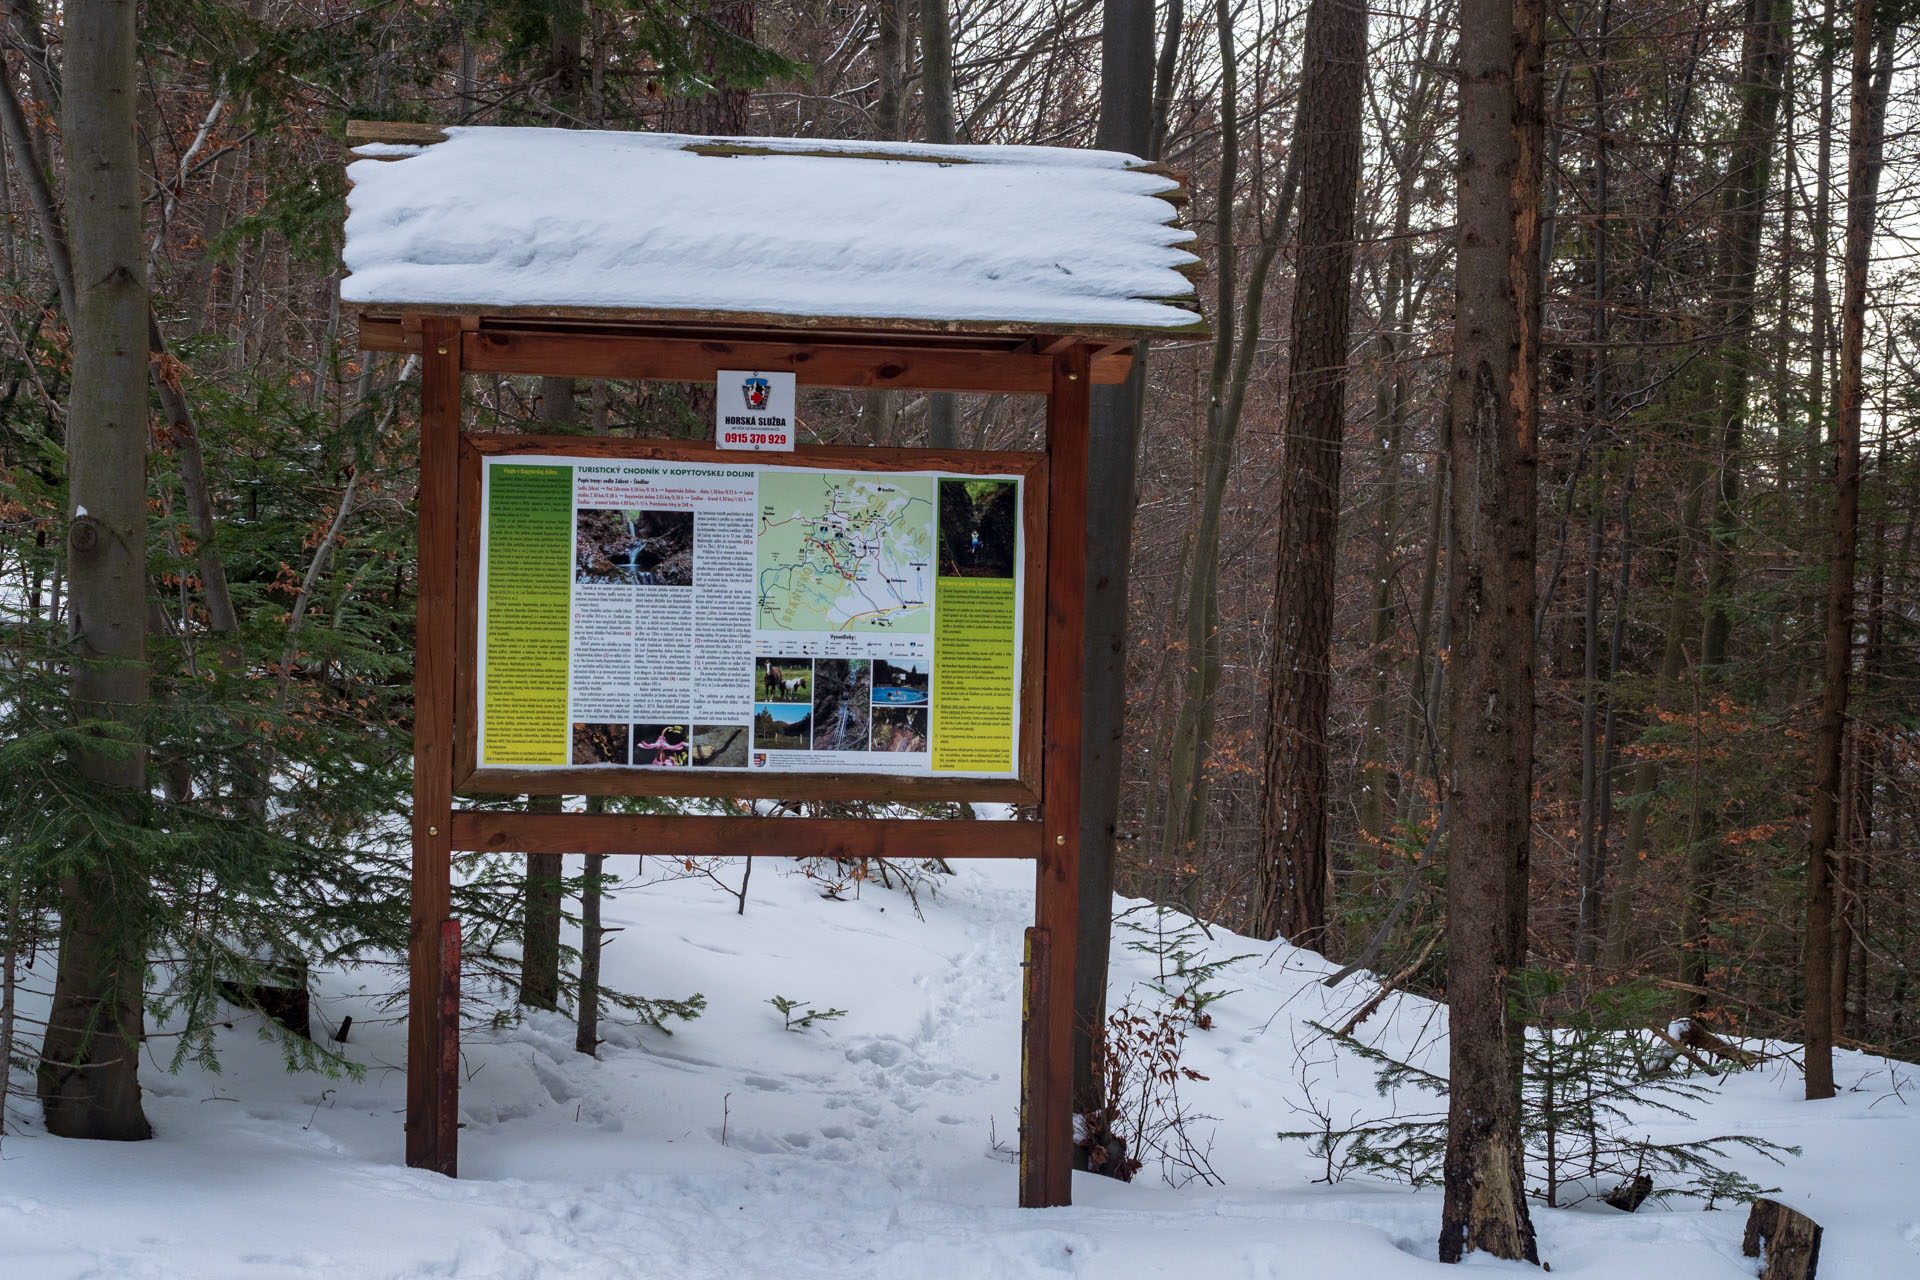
[2,853,1916,1279]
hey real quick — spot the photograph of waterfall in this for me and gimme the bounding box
[574,508,695,586]
[810,659,872,752]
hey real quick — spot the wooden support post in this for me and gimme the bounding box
[1021,345,1090,1208]
[407,316,463,1177]
[437,919,462,1174]
[1018,925,1051,1201]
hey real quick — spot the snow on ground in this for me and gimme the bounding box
[2,852,1915,1279]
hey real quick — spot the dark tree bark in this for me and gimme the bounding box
[1805,0,1891,1103]
[1073,0,1160,1130]
[1356,16,1448,848]
[0,62,75,324]
[38,0,153,1142]
[1572,0,1616,970]
[546,0,584,120]
[921,0,959,448]
[1155,0,1248,899]
[875,0,906,140]
[1254,0,1367,952]
[575,396,613,1054]
[1602,14,1712,970]
[1681,0,1791,1005]
[576,831,605,1055]
[1437,0,1541,1261]
[919,0,954,144]
[857,0,910,440]
[668,2,755,134]
[519,34,588,1014]
[1806,0,1837,494]
[519,816,565,1010]
[520,449,568,1010]
[1834,424,1889,1038]
[1161,0,1300,913]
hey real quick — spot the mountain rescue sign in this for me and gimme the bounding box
[716,369,796,451]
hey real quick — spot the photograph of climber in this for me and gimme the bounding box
[937,479,1017,578]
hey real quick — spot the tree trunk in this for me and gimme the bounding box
[519,379,573,1009]
[1835,425,1889,1040]
[1681,0,1791,1000]
[1357,9,1446,851]
[921,0,960,448]
[38,0,153,1142]
[519,44,587,1013]
[1572,1,1616,970]
[1254,0,1367,951]
[1437,0,1540,1260]
[1073,0,1161,1132]
[575,394,612,1054]
[576,790,606,1053]
[875,0,906,140]
[668,2,755,134]
[1805,2,1890,1103]
[1161,0,1304,914]
[1806,0,1836,498]
[1395,447,1447,829]
[0,61,76,325]
[547,0,584,120]
[1154,0,1243,896]
[520,821,565,1011]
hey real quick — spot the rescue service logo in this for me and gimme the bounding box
[716,369,797,452]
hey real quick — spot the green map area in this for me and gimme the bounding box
[757,471,936,632]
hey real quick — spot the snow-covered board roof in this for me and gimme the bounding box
[341,125,1203,338]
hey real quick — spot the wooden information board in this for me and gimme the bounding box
[456,438,1048,802]
[396,316,1093,1212]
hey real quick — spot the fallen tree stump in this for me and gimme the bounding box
[1743,1198,1822,1280]
[218,958,311,1040]
[1678,1018,1760,1067]
[1603,1174,1652,1212]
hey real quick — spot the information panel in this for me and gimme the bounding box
[475,455,1025,777]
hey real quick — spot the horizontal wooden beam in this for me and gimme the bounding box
[353,324,1135,389]
[459,762,1040,805]
[462,329,1077,393]
[448,811,1042,860]
[349,299,1206,345]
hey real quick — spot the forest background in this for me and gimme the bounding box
[1,0,1916,1251]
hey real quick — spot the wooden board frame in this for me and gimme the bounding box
[397,314,1089,1212]
[452,435,1048,804]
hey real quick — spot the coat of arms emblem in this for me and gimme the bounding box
[741,375,771,411]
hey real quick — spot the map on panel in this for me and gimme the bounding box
[756,471,936,633]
